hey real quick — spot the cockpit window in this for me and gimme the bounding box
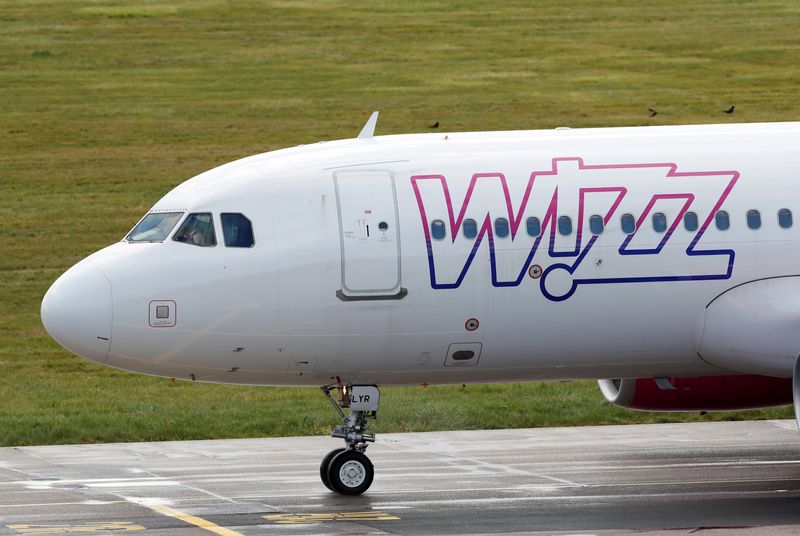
[126,212,183,243]
[173,213,217,247]
[221,213,254,248]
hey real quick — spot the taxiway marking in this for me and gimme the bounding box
[7,522,144,534]
[263,512,400,524]
[143,504,244,536]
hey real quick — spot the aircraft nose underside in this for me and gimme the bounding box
[41,259,112,363]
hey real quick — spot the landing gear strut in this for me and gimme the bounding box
[320,384,380,495]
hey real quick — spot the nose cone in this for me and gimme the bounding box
[41,259,112,363]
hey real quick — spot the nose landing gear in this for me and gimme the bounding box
[320,384,379,495]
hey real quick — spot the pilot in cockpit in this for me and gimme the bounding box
[173,213,216,247]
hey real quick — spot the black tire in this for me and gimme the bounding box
[320,448,346,491]
[326,450,374,495]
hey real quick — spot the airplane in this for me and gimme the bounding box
[41,114,800,495]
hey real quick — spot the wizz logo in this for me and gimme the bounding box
[411,158,739,301]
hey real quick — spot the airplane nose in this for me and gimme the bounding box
[41,259,112,363]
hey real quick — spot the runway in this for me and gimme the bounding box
[0,420,798,535]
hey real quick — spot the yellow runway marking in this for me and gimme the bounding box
[263,511,400,524]
[7,521,144,534]
[144,504,244,536]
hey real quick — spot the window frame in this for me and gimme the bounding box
[557,215,573,236]
[220,212,255,248]
[621,213,636,234]
[589,214,604,235]
[526,216,541,237]
[684,211,699,232]
[172,212,218,247]
[652,212,667,233]
[746,209,761,230]
[715,210,730,231]
[125,211,184,243]
[778,208,793,229]
[462,218,478,239]
[431,219,447,240]
[494,217,510,238]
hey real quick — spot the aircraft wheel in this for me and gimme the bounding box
[320,448,346,491]
[327,450,374,495]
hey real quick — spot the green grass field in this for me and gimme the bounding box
[1,1,797,446]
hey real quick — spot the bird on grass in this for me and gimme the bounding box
[429,121,439,129]
[648,108,658,117]
[724,105,735,114]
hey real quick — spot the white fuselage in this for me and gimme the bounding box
[41,122,800,386]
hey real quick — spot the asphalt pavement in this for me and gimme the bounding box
[0,420,798,535]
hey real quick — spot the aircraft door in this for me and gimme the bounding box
[334,170,406,300]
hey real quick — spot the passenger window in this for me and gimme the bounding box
[715,210,730,231]
[463,218,478,239]
[589,215,604,235]
[126,212,183,242]
[746,210,761,230]
[558,215,572,236]
[173,213,216,246]
[779,208,793,229]
[494,218,510,238]
[621,213,636,234]
[431,220,446,240]
[684,211,698,232]
[221,213,254,247]
[652,212,667,233]
[526,217,541,237]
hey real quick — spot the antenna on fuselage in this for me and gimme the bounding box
[358,111,379,139]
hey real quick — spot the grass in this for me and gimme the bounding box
[0,0,797,446]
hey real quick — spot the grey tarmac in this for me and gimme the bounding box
[0,420,798,535]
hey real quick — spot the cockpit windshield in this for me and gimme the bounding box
[126,212,183,242]
[173,212,217,247]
